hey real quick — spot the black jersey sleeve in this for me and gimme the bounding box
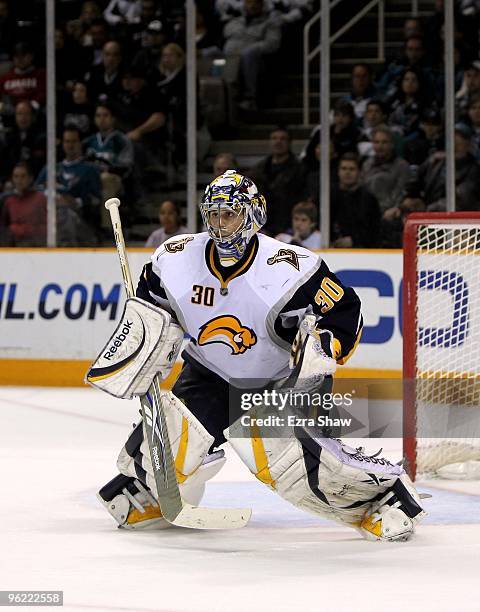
[136,262,178,320]
[273,258,362,364]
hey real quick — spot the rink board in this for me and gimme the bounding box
[0,248,404,385]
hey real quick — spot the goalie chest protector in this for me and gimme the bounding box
[149,232,322,382]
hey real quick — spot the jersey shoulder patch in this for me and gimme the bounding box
[258,234,319,274]
[153,233,197,257]
[151,232,208,265]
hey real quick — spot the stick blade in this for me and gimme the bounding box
[171,504,252,530]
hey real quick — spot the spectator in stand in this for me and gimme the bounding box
[250,125,305,236]
[301,130,338,206]
[156,43,186,116]
[410,123,480,211]
[82,18,110,67]
[84,102,134,229]
[276,200,321,250]
[377,16,422,68]
[115,64,167,154]
[55,27,88,91]
[403,17,423,39]
[388,67,427,141]
[84,40,124,104]
[459,0,480,16]
[145,199,188,249]
[0,161,46,246]
[433,43,465,106]
[456,61,480,118]
[0,42,46,115]
[103,0,142,26]
[130,0,164,53]
[0,100,46,183]
[195,8,223,56]
[380,191,426,248]
[331,153,381,248]
[213,152,238,176]
[424,0,444,63]
[36,127,102,243]
[132,19,167,80]
[342,63,378,123]
[360,125,410,214]
[375,36,434,101]
[61,81,95,138]
[114,64,167,200]
[156,43,190,162]
[439,8,478,65]
[223,0,282,111]
[271,0,314,25]
[216,0,244,22]
[358,99,403,160]
[465,94,480,160]
[0,0,18,75]
[330,100,360,157]
[403,107,444,166]
[66,1,102,45]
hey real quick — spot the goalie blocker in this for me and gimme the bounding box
[86,297,183,398]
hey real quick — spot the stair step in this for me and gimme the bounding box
[208,139,307,156]
[331,44,402,60]
[201,1,437,186]
[298,58,383,77]
[387,0,434,7]
[226,125,314,139]
[332,58,383,65]
[333,41,403,49]
[384,10,433,17]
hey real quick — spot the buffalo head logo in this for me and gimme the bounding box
[197,315,257,355]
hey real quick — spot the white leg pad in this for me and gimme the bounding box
[116,391,225,514]
[225,422,426,538]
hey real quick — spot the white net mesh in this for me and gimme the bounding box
[415,222,480,476]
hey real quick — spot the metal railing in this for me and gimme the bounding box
[303,0,421,125]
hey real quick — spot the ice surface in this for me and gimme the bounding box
[1,387,480,612]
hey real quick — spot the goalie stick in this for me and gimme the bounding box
[104,197,251,529]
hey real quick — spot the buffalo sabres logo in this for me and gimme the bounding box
[267,249,308,271]
[164,236,194,253]
[197,315,257,355]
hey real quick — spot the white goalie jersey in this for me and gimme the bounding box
[136,232,362,383]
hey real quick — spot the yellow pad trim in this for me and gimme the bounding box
[175,416,189,484]
[250,424,276,489]
[360,515,382,538]
[127,505,162,525]
[86,360,131,382]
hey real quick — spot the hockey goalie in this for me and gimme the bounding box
[88,170,426,541]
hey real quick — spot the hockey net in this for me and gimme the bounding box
[403,213,480,480]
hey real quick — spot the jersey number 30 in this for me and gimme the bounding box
[191,285,215,306]
[314,278,344,313]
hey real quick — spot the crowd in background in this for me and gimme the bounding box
[1,0,480,249]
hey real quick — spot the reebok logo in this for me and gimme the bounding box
[152,446,161,471]
[103,320,134,360]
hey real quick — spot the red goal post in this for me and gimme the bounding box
[403,212,480,480]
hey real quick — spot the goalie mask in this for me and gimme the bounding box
[200,170,267,265]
